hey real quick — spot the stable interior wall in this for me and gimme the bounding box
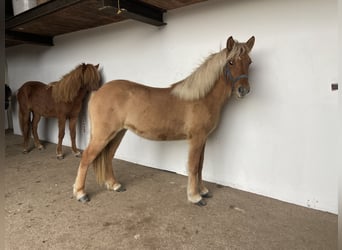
[6,0,339,213]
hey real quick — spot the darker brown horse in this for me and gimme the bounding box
[17,63,101,159]
[73,36,255,206]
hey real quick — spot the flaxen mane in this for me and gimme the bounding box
[51,63,100,103]
[171,41,251,100]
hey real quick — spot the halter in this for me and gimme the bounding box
[224,63,249,88]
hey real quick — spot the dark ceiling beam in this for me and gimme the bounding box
[6,0,82,29]
[6,30,54,46]
[100,0,166,26]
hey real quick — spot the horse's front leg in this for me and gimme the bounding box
[198,143,212,198]
[31,113,44,150]
[56,117,66,160]
[187,138,207,206]
[69,116,81,157]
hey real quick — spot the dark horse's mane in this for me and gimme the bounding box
[50,63,100,103]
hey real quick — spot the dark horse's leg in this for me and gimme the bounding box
[104,130,127,192]
[56,116,66,160]
[69,116,81,157]
[187,137,207,206]
[31,112,44,150]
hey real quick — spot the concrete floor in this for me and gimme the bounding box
[5,132,337,249]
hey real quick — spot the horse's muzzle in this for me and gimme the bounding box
[237,86,250,98]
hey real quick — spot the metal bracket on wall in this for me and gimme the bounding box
[331,83,338,91]
[100,0,166,26]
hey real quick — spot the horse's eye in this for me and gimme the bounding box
[229,60,234,65]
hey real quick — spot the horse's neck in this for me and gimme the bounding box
[72,87,88,103]
[204,75,232,107]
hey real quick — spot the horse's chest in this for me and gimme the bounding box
[189,104,220,126]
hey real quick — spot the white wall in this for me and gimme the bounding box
[6,0,339,213]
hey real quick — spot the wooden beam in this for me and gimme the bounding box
[6,30,53,46]
[100,0,166,26]
[6,0,82,29]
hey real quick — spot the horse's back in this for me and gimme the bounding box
[88,80,192,140]
[18,81,47,97]
[89,80,173,115]
[90,80,157,106]
[19,81,46,90]
[17,81,53,111]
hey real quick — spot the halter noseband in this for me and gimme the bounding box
[224,63,249,88]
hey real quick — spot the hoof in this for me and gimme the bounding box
[73,151,82,158]
[106,183,126,192]
[115,186,126,192]
[78,194,90,203]
[56,154,64,160]
[195,199,207,206]
[201,191,213,198]
[23,150,29,154]
[38,145,44,150]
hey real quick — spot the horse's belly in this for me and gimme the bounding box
[124,123,187,141]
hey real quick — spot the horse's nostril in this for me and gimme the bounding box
[238,86,250,96]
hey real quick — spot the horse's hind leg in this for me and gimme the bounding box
[69,116,81,157]
[73,138,110,202]
[104,130,127,192]
[187,138,207,206]
[31,113,44,150]
[56,117,66,160]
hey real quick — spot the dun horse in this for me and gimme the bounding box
[74,36,255,206]
[17,63,101,159]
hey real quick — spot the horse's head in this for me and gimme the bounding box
[225,36,255,98]
[82,63,101,91]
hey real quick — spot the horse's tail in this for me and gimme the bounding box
[88,90,107,185]
[92,141,112,185]
[92,130,126,185]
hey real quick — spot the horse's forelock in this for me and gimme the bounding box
[227,42,251,61]
[82,64,100,90]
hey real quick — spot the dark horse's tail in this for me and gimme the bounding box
[17,83,32,141]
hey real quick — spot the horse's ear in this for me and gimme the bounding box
[246,36,255,51]
[226,36,235,52]
[95,64,99,69]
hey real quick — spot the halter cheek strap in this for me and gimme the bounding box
[224,63,248,88]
